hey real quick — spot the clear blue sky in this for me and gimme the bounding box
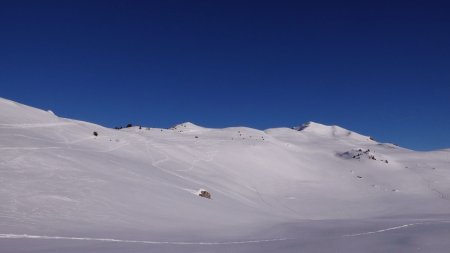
[1,1,449,150]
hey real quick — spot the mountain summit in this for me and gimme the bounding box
[170,122,205,132]
[293,121,374,142]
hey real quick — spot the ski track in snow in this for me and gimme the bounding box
[175,140,222,172]
[153,138,263,204]
[343,220,450,237]
[0,233,288,245]
[409,164,450,203]
[344,223,422,237]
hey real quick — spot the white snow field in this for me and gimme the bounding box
[1,97,449,253]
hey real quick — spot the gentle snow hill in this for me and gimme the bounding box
[1,97,450,252]
[170,122,205,133]
[290,121,376,144]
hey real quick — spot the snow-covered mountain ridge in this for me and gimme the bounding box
[1,97,450,253]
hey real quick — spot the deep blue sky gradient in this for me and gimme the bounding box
[1,1,449,150]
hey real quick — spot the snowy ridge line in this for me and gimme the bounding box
[0,122,74,128]
[0,234,289,245]
[343,220,450,237]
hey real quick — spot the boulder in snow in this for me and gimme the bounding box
[198,189,211,199]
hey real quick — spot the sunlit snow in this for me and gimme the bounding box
[1,97,449,252]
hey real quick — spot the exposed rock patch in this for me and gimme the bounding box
[198,189,211,199]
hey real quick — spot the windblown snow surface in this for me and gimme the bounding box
[1,97,450,253]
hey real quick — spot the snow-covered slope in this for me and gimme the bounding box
[1,97,449,253]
